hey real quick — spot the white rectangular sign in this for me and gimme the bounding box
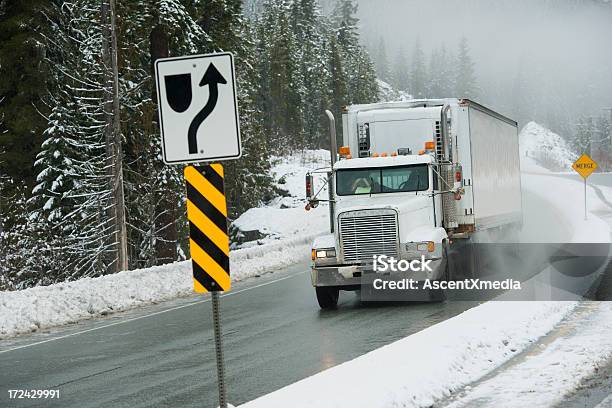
[155,52,242,164]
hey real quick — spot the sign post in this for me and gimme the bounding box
[155,52,241,408]
[571,154,598,220]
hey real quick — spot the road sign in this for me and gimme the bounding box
[155,52,241,165]
[572,154,598,179]
[571,154,598,220]
[184,164,230,292]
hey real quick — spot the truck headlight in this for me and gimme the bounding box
[313,248,336,259]
[416,242,435,252]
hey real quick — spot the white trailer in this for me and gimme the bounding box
[307,99,522,308]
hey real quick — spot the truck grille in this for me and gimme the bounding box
[339,211,399,263]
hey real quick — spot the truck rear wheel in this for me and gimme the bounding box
[315,287,339,309]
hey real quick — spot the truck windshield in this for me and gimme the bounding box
[336,164,429,196]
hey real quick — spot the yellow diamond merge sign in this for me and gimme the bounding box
[572,154,598,179]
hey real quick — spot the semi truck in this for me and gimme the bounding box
[306,99,522,309]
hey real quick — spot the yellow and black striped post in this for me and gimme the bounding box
[184,163,231,292]
[185,163,231,408]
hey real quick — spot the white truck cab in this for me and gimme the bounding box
[308,99,522,309]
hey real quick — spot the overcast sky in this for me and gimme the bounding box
[353,0,612,129]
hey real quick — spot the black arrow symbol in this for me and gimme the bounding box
[188,63,227,154]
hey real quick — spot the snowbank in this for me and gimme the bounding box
[1,151,333,338]
[0,233,317,338]
[240,302,577,408]
[519,121,576,172]
[445,302,612,408]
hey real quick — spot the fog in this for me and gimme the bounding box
[245,0,612,137]
[354,0,612,133]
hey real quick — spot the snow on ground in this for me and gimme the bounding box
[596,394,612,408]
[233,149,330,246]
[0,234,317,338]
[520,167,610,243]
[378,79,412,102]
[600,184,612,204]
[519,121,576,172]
[240,302,578,408]
[0,151,332,338]
[445,302,612,408]
[520,154,552,174]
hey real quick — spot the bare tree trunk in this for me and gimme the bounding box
[102,0,128,273]
[101,1,114,271]
[150,22,178,264]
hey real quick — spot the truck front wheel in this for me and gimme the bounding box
[315,287,339,309]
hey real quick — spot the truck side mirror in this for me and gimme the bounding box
[306,174,314,199]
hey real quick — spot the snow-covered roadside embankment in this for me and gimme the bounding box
[240,302,578,408]
[0,151,331,338]
[0,234,317,338]
[444,302,612,408]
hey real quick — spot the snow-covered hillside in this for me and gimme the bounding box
[519,121,576,172]
[232,150,330,247]
[378,79,412,102]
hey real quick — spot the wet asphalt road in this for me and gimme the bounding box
[0,262,479,408]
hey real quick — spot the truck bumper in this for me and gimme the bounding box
[311,258,446,289]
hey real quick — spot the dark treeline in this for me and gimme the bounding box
[0,0,379,289]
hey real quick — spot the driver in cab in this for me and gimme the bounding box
[351,177,373,194]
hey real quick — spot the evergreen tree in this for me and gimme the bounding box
[332,0,379,105]
[0,178,32,289]
[438,45,456,97]
[454,36,478,98]
[252,0,378,151]
[290,0,332,149]
[120,0,210,267]
[193,0,274,218]
[426,44,454,98]
[28,0,116,282]
[256,0,302,150]
[392,47,410,91]
[333,0,359,52]
[426,47,441,97]
[0,146,30,289]
[375,37,391,83]
[328,35,348,141]
[594,113,612,169]
[510,56,533,127]
[573,116,594,155]
[350,46,379,104]
[0,1,51,188]
[410,38,427,98]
